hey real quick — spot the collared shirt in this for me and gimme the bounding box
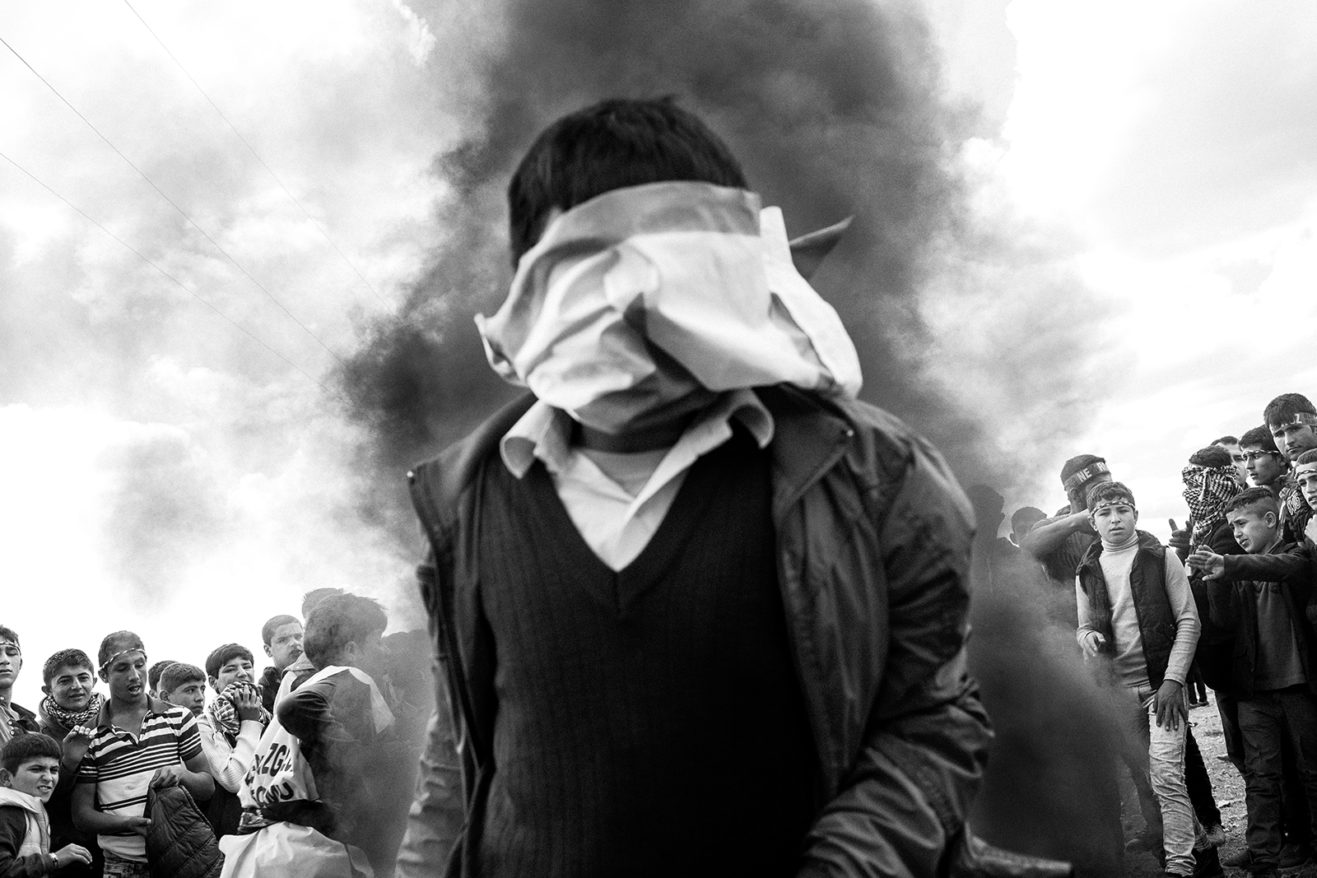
[500,390,775,571]
[76,698,202,861]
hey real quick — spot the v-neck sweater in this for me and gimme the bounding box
[471,429,815,877]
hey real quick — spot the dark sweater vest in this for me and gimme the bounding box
[471,430,815,877]
[1076,532,1176,687]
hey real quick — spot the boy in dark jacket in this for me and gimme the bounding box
[34,652,101,878]
[0,733,93,875]
[276,593,409,877]
[399,96,989,877]
[1190,486,1317,877]
[0,628,41,750]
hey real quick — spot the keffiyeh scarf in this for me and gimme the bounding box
[207,681,270,743]
[39,692,104,733]
[1182,464,1243,551]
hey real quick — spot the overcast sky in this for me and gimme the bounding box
[2,0,1316,706]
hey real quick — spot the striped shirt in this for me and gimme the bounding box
[76,698,202,861]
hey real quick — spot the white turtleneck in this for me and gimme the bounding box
[1076,533,1200,689]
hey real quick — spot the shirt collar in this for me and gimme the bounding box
[499,388,775,479]
[95,696,173,730]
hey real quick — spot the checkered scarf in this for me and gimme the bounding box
[207,681,270,743]
[1182,464,1243,551]
[39,692,103,732]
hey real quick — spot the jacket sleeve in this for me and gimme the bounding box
[0,809,51,877]
[1221,548,1309,583]
[395,550,466,877]
[797,433,991,877]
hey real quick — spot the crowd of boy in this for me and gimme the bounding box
[1006,391,1317,878]
[0,589,426,877]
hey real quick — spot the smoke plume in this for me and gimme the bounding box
[340,0,1111,518]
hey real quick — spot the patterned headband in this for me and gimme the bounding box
[99,647,147,674]
[1064,461,1110,492]
[1089,496,1136,515]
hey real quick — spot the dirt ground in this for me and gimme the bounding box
[1123,693,1317,877]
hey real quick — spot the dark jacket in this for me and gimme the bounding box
[37,710,101,877]
[1075,531,1178,688]
[1187,522,1245,691]
[401,386,991,878]
[4,704,40,737]
[1210,539,1317,697]
[145,785,221,878]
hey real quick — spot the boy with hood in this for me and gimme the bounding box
[0,733,93,875]
[400,97,989,876]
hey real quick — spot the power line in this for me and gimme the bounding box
[0,33,347,368]
[120,0,393,309]
[0,149,344,402]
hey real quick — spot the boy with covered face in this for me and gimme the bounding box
[1075,481,1202,878]
[399,97,988,876]
[1190,487,1317,876]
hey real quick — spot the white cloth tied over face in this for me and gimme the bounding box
[475,182,862,432]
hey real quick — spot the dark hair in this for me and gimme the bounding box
[0,626,19,647]
[148,660,178,694]
[304,594,388,668]
[159,662,205,694]
[1211,435,1239,446]
[301,588,345,620]
[205,643,254,681]
[1010,506,1046,530]
[261,615,299,647]
[1296,449,1317,467]
[1264,393,1317,429]
[1087,481,1136,511]
[1240,425,1280,453]
[1225,486,1280,518]
[97,631,144,669]
[2,733,61,774]
[42,649,94,687]
[507,97,748,262]
[1189,446,1234,468]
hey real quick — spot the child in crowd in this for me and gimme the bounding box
[1075,481,1203,878]
[158,665,206,718]
[71,632,214,878]
[35,652,101,877]
[199,645,266,837]
[0,733,93,875]
[0,629,41,748]
[275,594,408,876]
[1264,393,1317,543]
[256,617,303,715]
[1190,486,1317,876]
[144,662,177,703]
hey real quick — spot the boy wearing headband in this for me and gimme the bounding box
[70,632,213,878]
[1076,481,1202,878]
[1265,393,1317,543]
[399,97,988,876]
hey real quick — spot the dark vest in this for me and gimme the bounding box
[470,430,815,877]
[1076,531,1177,687]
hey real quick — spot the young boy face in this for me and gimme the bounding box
[101,650,148,704]
[3,756,60,802]
[1270,422,1317,462]
[1243,445,1285,487]
[163,680,206,716]
[1090,498,1137,544]
[0,641,19,693]
[45,663,95,712]
[265,623,304,672]
[212,656,255,693]
[1229,504,1278,553]
[1295,461,1317,512]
